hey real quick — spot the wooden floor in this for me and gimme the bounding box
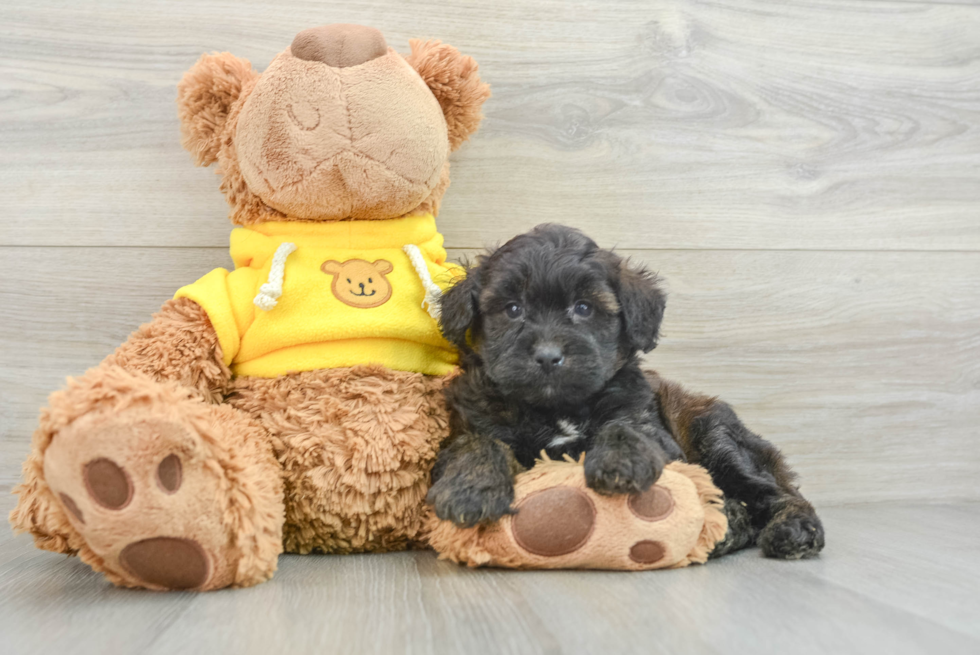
[2,0,979,651]
[1,492,977,655]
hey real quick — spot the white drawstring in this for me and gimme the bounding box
[403,244,442,320]
[253,242,297,311]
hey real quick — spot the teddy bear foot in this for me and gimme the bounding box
[426,458,729,570]
[42,395,284,591]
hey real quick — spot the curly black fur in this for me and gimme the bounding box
[429,224,824,559]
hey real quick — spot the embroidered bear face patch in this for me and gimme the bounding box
[321,259,394,308]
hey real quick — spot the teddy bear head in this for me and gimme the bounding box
[176,24,490,225]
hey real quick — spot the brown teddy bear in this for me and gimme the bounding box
[10,24,490,591]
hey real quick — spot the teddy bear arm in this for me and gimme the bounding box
[103,297,232,401]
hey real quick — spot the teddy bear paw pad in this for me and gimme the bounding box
[427,460,728,571]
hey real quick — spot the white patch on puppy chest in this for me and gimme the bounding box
[549,419,583,448]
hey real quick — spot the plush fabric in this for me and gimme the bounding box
[175,214,461,377]
[10,24,490,591]
[426,459,728,570]
[234,48,449,221]
[404,39,491,152]
[177,52,260,168]
[174,33,489,227]
[12,365,284,590]
[227,366,451,555]
[291,24,388,68]
[103,297,231,402]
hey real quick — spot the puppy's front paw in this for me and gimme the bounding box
[428,476,515,528]
[584,426,665,496]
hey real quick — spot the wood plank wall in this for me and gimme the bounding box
[2,0,978,504]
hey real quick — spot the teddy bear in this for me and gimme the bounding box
[10,23,490,591]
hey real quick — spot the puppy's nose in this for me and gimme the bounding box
[534,344,565,373]
[291,24,388,68]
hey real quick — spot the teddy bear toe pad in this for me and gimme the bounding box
[629,540,667,565]
[119,537,210,590]
[83,457,133,509]
[628,486,674,521]
[511,487,596,556]
[42,412,238,590]
[57,492,85,523]
[156,454,183,494]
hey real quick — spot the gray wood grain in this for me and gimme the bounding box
[0,501,977,655]
[1,0,979,249]
[806,503,980,640]
[2,247,978,503]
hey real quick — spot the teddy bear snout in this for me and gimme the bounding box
[291,24,388,68]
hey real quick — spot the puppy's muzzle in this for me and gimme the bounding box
[533,343,565,373]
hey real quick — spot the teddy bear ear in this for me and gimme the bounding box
[176,52,259,166]
[404,39,491,152]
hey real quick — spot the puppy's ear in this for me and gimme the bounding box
[404,39,490,151]
[616,259,667,353]
[439,265,482,351]
[177,52,259,166]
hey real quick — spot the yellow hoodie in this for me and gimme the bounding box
[175,214,460,378]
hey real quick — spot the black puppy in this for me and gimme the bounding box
[428,224,824,560]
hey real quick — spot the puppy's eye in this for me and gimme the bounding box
[504,302,523,319]
[368,278,373,283]
[573,301,593,318]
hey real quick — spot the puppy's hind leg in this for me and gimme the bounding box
[708,497,756,559]
[655,377,825,560]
